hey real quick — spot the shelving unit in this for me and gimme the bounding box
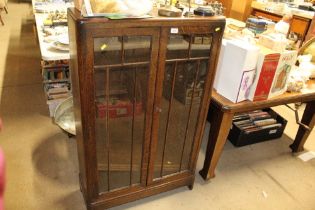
[40,59,71,116]
[33,3,72,116]
[68,8,225,210]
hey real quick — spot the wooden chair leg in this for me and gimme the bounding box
[4,7,8,14]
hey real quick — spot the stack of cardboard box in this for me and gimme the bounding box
[214,39,297,103]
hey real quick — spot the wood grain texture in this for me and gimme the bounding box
[229,0,253,21]
[147,27,169,185]
[306,16,315,41]
[68,12,89,199]
[188,23,225,173]
[251,9,282,22]
[212,80,315,113]
[68,8,225,209]
[290,100,315,152]
[289,15,311,44]
[200,81,315,181]
[199,102,233,180]
[218,0,233,17]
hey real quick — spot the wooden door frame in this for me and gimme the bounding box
[83,27,160,201]
[147,23,225,185]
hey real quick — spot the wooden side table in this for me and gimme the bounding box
[199,81,315,181]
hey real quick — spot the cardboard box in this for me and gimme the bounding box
[248,48,297,101]
[268,50,297,99]
[213,39,227,90]
[258,33,288,52]
[248,46,280,101]
[214,40,260,103]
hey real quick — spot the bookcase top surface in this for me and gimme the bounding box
[68,7,226,26]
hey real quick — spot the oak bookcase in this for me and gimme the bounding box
[68,8,225,209]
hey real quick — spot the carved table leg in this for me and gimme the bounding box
[290,100,315,153]
[199,102,233,181]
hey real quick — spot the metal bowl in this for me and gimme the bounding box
[54,96,76,135]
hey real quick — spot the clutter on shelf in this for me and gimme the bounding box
[193,1,224,17]
[41,60,71,116]
[33,0,73,116]
[287,66,310,92]
[43,11,67,26]
[298,54,315,78]
[81,0,153,18]
[214,16,315,104]
[246,17,274,35]
[78,0,225,18]
[33,1,72,13]
[158,5,183,17]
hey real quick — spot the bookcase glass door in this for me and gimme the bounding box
[153,32,213,179]
[93,35,152,193]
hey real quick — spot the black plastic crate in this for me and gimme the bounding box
[228,108,287,147]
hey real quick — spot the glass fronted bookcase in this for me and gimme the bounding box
[68,8,225,210]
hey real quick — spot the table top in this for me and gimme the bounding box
[32,0,73,61]
[68,7,226,24]
[212,80,315,113]
[34,13,70,61]
[251,1,314,20]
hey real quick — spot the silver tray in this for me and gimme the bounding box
[54,96,76,135]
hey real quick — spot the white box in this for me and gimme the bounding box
[213,39,227,90]
[258,33,288,52]
[214,40,260,103]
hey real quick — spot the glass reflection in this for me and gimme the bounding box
[94,37,121,65]
[124,36,151,63]
[166,35,189,60]
[95,67,148,192]
[191,35,212,58]
[154,32,212,179]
